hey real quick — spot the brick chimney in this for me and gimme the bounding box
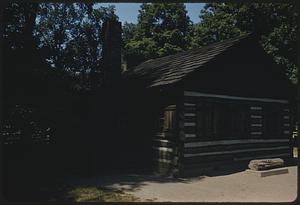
[101,19,122,86]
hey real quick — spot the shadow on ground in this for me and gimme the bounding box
[62,163,256,193]
[3,169,204,201]
[4,158,297,202]
[64,172,208,193]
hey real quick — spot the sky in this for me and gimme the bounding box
[97,3,205,24]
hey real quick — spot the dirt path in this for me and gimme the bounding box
[100,166,297,202]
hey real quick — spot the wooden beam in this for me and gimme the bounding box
[250,106,262,110]
[184,91,289,104]
[156,159,172,164]
[184,122,196,126]
[251,115,263,119]
[153,147,173,152]
[234,153,290,161]
[153,139,170,143]
[184,139,289,148]
[185,134,196,138]
[251,124,263,127]
[184,103,196,106]
[251,131,263,135]
[184,146,290,157]
[184,113,196,117]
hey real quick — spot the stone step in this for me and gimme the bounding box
[245,167,289,177]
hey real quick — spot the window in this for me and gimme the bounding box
[196,102,215,138]
[214,103,231,139]
[196,101,247,139]
[164,108,176,131]
[264,105,282,138]
[155,105,176,138]
[230,104,247,138]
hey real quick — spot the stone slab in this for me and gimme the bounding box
[245,167,289,177]
[248,158,284,171]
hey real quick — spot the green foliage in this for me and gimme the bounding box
[2,2,38,50]
[191,4,244,47]
[34,3,118,89]
[123,3,192,67]
[191,3,298,84]
[122,22,137,47]
[1,2,119,147]
[3,2,297,85]
[3,2,119,90]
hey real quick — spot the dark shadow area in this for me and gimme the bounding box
[3,169,204,201]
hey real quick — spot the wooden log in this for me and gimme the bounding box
[248,158,284,171]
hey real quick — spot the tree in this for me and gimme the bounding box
[34,3,118,89]
[3,2,119,90]
[122,22,137,47]
[191,4,244,47]
[2,2,38,50]
[124,3,192,68]
[192,3,298,84]
[1,2,119,148]
[2,2,42,100]
[2,2,55,146]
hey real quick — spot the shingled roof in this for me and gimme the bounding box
[123,33,253,88]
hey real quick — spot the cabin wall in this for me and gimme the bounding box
[177,91,293,176]
[152,104,180,175]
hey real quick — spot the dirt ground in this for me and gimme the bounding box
[72,165,298,202]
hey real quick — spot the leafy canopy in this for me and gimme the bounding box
[123,3,192,68]
[35,3,117,76]
[192,3,298,83]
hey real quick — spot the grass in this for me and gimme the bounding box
[5,171,140,202]
[19,176,141,202]
[64,186,139,202]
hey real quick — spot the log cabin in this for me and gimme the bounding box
[90,19,296,177]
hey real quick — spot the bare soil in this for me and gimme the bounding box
[96,165,298,202]
[7,164,297,202]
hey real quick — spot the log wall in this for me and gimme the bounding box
[178,91,293,176]
[152,105,179,175]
